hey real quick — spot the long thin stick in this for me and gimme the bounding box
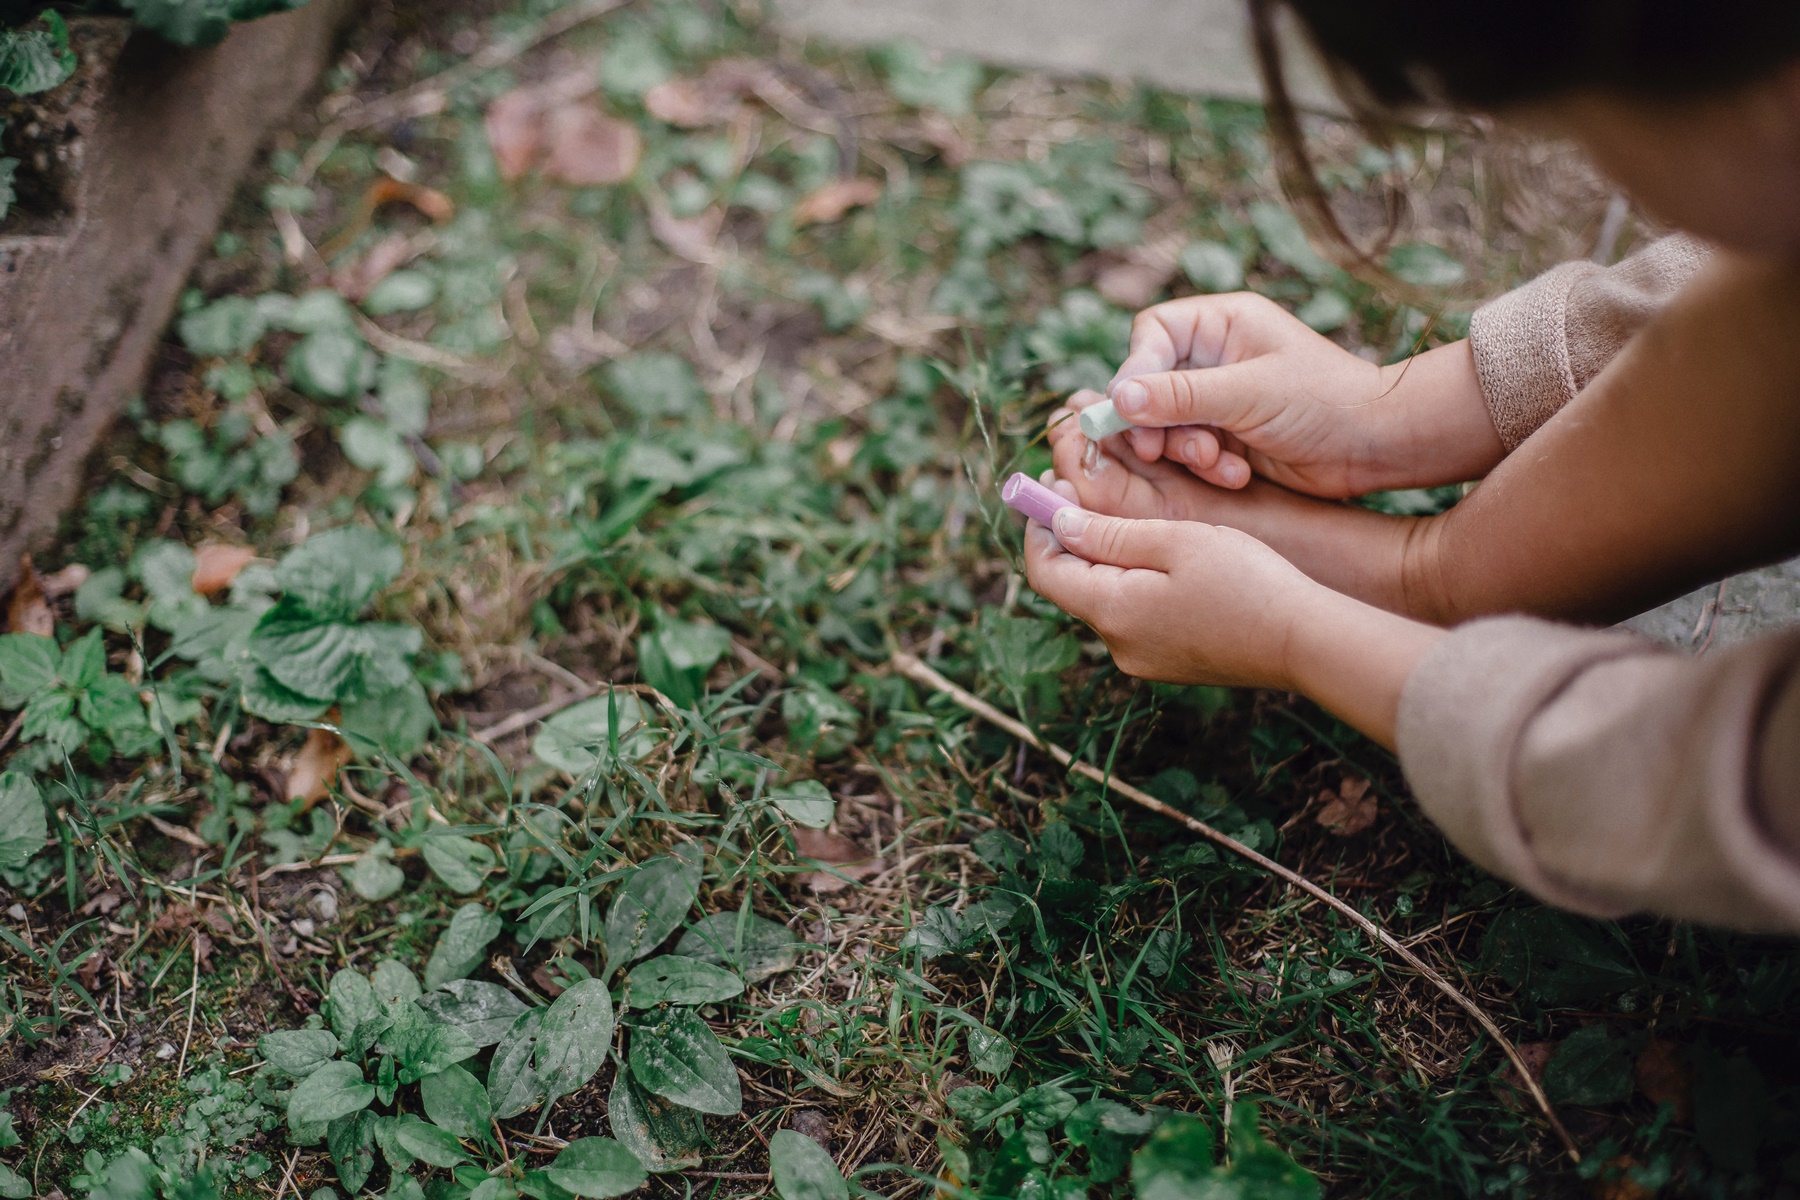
[891,652,1579,1162]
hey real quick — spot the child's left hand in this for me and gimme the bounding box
[1022,502,1328,690]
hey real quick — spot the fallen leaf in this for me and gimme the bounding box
[1095,260,1177,310]
[788,1109,835,1153]
[530,963,568,999]
[644,77,735,128]
[918,111,971,166]
[1510,1041,1555,1087]
[486,88,546,181]
[366,176,454,224]
[1635,1038,1693,1124]
[1589,1156,1657,1200]
[793,177,882,227]
[80,889,123,917]
[190,544,257,597]
[793,827,883,894]
[5,555,53,636]
[76,950,106,990]
[39,563,90,598]
[649,203,722,262]
[288,727,352,806]
[332,232,414,303]
[1315,776,1378,837]
[541,104,642,186]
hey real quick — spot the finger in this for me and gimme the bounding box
[1125,425,1166,461]
[1190,450,1252,490]
[1024,519,1143,626]
[1111,361,1271,431]
[1110,292,1288,396]
[1164,427,1222,472]
[1051,509,1184,571]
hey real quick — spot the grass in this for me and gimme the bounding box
[2,0,1798,1198]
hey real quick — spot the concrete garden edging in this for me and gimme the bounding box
[0,0,355,597]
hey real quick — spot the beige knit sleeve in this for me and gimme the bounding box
[1468,235,1712,451]
[1396,616,1800,932]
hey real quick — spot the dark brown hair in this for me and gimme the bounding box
[1248,0,1800,274]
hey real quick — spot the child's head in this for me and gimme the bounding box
[1255,0,1800,255]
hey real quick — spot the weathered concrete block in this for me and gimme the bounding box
[0,0,353,596]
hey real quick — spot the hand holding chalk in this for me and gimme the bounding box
[1002,473,1086,549]
[1078,398,1135,440]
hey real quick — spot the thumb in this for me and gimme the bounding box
[1110,360,1270,431]
[1052,509,1182,569]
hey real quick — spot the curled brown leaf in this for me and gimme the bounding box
[5,555,53,636]
[288,727,352,807]
[542,104,643,187]
[1315,776,1378,837]
[793,177,882,227]
[190,544,257,598]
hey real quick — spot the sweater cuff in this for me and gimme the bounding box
[1468,262,1594,453]
[1395,615,1650,916]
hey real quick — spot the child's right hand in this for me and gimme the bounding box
[1102,293,1504,499]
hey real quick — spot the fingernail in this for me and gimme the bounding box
[1053,507,1090,540]
[1115,380,1148,417]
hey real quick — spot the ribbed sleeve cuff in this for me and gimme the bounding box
[1468,261,1595,453]
[1395,615,1649,917]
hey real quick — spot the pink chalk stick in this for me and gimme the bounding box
[1002,472,1078,529]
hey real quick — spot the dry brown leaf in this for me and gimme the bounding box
[39,563,90,598]
[288,727,352,806]
[80,888,123,917]
[542,104,642,186]
[486,89,547,181]
[332,232,414,303]
[190,544,257,597]
[793,177,883,227]
[918,111,972,166]
[367,176,455,224]
[1315,776,1378,837]
[794,828,883,894]
[644,77,734,128]
[1635,1038,1693,1124]
[5,555,53,636]
[530,963,568,999]
[649,203,722,261]
[1096,260,1177,310]
[1511,1040,1555,1086]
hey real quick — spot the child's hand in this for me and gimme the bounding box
[1022,506,1324,690]
[1102,293,1502,498]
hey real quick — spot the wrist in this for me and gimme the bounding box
[1282,586,1446,749]
[1367,341,1505,489]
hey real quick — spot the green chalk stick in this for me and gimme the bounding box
[1079,398,1135,440]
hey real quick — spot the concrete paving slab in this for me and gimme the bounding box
[1625,561,1800,652]
[768,0,1336,106]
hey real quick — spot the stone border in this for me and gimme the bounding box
[0,0,355,597]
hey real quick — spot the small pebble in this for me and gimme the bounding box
[155,1043,176,1060]
[292,918,316,938]
[312,890,338,922]
[7,904,25,921]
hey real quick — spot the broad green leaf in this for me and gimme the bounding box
[770,780,835,830]
[240,664,332,723]
[1543,1025,1634,1107]
[275,526,403,621]
[604,352,703,420]
[780,686,859,761]
[328,1110,380,1194]
[248,600,421,705]
[605,850,703,967]
[364,270,439,316]
[0,1163,23,1200]
[328,969,382,1048]
[488,1009,547,1119]
[547,1137,648,1198]
[341,416,416,489]
[0,633,59,708]
[635,619,731,709]
[287,1061,375,1127]
[421,1063,493,1139]
[536,978,616,1103]
[472,1179,522,1200]
[345,842,405,901]
[380,999,479,1084]
[1386,242,1467,289]
[1130,1112,1215,1200]
[418,979,529,1047]
[341,677,437,759]
[966,1024,1014,1076]
[1248,200,1335,281]
[286,327,375,399]
[676,912,798,983]
[0,772,47,870]
[1066,1100,1157,1184]
[629,1007,742,1116]
[870,40,982,115]
[377,357,432,435]
[0,13,75,96]
[421,834,497,894]
[1177,240,1244,294]
[370,959,422,1006]
[258,1029,340,1077]
[1018,1083,1078,1131]
[57,627,106,691]
[626,956,743,1009]
[609,1067,704,1173]
[533,692,655,775]
[427,903,504,988]
[770,1128,848,1200]
[179,295,268,358]
[393,1115,469,1168]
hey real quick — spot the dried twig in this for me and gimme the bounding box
[890,651,1581,1164]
